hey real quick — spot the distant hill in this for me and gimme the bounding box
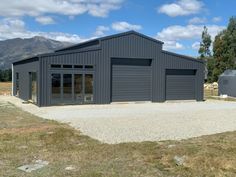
[0,36,73,69]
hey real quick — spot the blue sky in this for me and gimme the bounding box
[0,0,235,56]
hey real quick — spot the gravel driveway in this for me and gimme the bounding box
[2,96,236,144]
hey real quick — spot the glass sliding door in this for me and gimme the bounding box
[31,72,37,103]
[63,74,72,103]
[51,74,61,103]
[16,73,19,96]
[51,73,94,105]
[84,74,94,103]
[74,74,83,103]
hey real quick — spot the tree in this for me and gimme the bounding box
[212,31,226,81]
[212,17,236,81]
[198,26,212,59]
[198,26,212,81]
[0,69,12,82]
[206,56,215,83]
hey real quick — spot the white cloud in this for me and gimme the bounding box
[0,18,85,43]
[212,16,222,23]
[94,25,110,36]
[192,41,200,50]
[157,24,225,41]
[163,41,185,50]
[41,33,84,43]
[156,24,225,50]
[86,2,122,17]
[0,18,26,39]
[158,0,204,17]
[188,17,207,24]
[112,21,142,31]
[0,0,123,18]
[0,18,141,44]
[35,16,55,25]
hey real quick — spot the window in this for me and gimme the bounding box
[63,74,72,101]
[63,65,72,68]
[51,64,61,68]
[74,65,83,69]
[16,73,19,96]
[51,74,61,102]
[74,74,83,101]
[30,72,37,103]
[16,72,19,80]
[84,74,94,103]
[85,65,94,69]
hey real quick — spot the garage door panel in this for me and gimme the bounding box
[166,75,196,100]
[112,64,151,102]
[113,82,151,87]
[112,77,151,82]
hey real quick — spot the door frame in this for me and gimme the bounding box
[29,71,37,104]
[111,64,152,102]
[165,69,197,100]
[50,70,95,105]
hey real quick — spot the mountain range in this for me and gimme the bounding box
[0,37,73,69]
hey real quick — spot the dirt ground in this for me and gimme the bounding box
[0,82,11,95]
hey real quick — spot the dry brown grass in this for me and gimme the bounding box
[204,88,219,98]
[204,88,236,101]
[0,82,11,95]
[1,101,236,176]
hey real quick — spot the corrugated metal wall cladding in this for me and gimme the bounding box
[102,34,160,58]
[160,52,204,101]
[42,51,99,64]
[33,32,203,106]
[13,61,40,104]
[166,76,196,100]
[111,63,151,102]
[40,50,101,106]
[218,76,236,97]
[101,34,161,103]
[163,53,201,69]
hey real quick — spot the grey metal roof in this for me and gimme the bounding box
[99,30,164,44]
[220,69,236,76]
[162,50,204,64]
[55,30,164,52]
[13,31,203,65]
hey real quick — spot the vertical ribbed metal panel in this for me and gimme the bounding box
[218,75,236,97]
[102,34,160,59]
[39,33,203,106]
[112,64,151,101]
[155,52,204,102]
[101,33,161,103]
[13,60,39,104]
[40,50,101,106]
[166,75,196,100]
[15,32,204,106]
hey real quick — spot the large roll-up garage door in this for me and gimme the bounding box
[166,69,196,100]
[111,58,152,102]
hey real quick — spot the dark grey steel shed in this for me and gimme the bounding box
[12,31,204,106]
[218,70,236,97]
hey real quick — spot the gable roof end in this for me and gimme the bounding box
[55,31,164,52]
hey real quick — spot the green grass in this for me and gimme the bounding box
[1,101,236,177]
